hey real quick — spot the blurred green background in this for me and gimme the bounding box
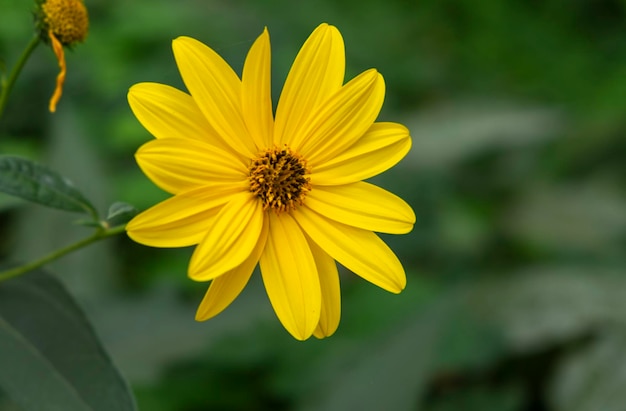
[2,0,626,410]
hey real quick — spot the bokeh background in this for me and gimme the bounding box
[2,0,626,410]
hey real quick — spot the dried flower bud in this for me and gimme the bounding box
[35,0,89,112]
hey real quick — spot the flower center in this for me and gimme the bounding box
[248,147,311,213]
[40,0,89,45]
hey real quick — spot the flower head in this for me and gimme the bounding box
[35,0,89,112]
[126,24,415,340]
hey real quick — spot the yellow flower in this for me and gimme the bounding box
[36,0,89,112]
[126,24,415,340]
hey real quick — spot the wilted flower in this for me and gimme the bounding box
[35,0,88,112]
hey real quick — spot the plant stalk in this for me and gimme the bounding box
[0,35,40,120]
[0,224,126,282]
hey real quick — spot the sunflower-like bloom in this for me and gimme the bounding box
[126,24,415,340]
[36,0,89,112]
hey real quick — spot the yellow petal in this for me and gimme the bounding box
[189,192,264,281]
[48,31,65,113]
[312,328,325,339]
[259,212,321,340]
[126,185,241,247]
[274,23,345,147]
[307,238,340,339]
[311,122,411,185]
[127,83,236,155]
[135,138,248,194]
[172,36,256,157]
[242,28,273,150]
[306,182,415,234]
[294,207,406,293]
[195,217,269,321]
[297,69,385,165]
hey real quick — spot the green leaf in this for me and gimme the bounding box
[0,155,97,216]
[549,331,626,411]
[468,266,626,351]
[424,384,524,411]
[0,270,137,411]
[404,101,564,170]
[105,202,137,227]
[504,182,626,255]
[302,296,451,411]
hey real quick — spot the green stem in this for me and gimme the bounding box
[0,35,41,120]
[0,224,126,283]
